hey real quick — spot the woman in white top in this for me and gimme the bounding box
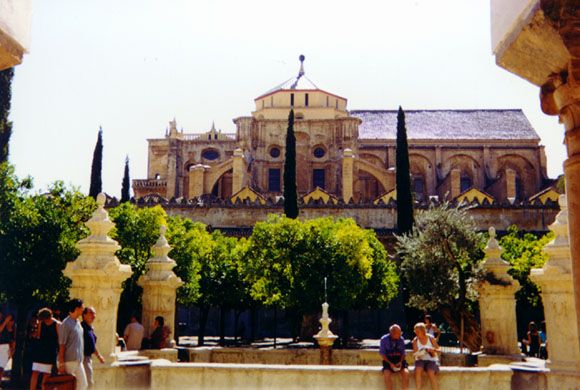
[412,322,441,390]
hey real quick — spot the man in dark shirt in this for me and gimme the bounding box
[81,307,105,388]
[379,324,409,390]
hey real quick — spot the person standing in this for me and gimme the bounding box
[58,298,88,390]
[123,314,145,351]
[424,315,441,341]
[379,324,409,390]
[81,307,105,388]
[0,313,16,382]
[30,308,60,390]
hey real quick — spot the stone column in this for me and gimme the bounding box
[449,169,461,199]
[341,148,354,202]
[477,227,520,355]
[492,2,580,349]
[232,148,245,194]
[188,164,205,198]
[138,225,183,347]
[63,193,132,362]
[530,195,580,372]
[505,168,517,201]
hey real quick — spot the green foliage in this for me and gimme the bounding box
[0,163,95,306]
[396,106,413,235]
[121,155,131,203]
[198,231,251,310]
[108,203,166,322]
[499,225,553,307]
[283,109,298,219]
[243,215,398,315]
[397,203,485,312]
[0,67,14,163]
[89,127,103,198]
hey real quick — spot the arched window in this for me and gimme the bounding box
[413,176,425,201]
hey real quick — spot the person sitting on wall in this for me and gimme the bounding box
[413,322,441,390]
[149,316,170,349]
[379,324,409,390]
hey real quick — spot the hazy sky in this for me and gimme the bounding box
[9,0,567,197]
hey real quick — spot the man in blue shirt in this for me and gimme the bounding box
[379,324,409,390]
[81,307,105,387]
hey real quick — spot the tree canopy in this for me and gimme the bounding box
[243,215,398,315]
[397,203,485,351]
[283,109,298,219]
[88,127,103,198]
[396,106,414,235]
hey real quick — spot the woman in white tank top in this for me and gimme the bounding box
[413,322,441,390]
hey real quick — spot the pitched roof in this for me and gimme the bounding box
[349,109,540,141]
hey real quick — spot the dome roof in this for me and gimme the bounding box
[256,55,322,99]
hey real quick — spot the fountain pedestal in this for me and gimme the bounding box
[313,302,338,365]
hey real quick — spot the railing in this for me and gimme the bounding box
[180,133,236,141]
[133,179,167,188]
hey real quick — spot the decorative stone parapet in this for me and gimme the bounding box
[64,193,132,362]
[138,225,183,346]
[477,227,520,355]
[531,194,580,372]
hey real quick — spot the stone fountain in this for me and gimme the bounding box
[313,278,338,364]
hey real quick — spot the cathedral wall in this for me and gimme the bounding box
[161,205,557,232]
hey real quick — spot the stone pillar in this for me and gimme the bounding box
[530,195,580,372]
[477,227,520,355]
[450,168,461,199]
[232,148,245,195]
[542,78,580,349]
[138,225,183,347]
[342,148,354,202]
[188,164,205,198]
[492,2,580,349]
[505,168,516,201]
[63,193,132,362]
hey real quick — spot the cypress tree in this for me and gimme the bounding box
[89,127,103,198]
[121,155,130,203]
[283,109,298,219]
[396,106,414,235]
[0,67,14,163]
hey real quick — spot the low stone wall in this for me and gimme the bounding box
[186,347,497,367]
[149,361,516,390]
[187,347,387,366]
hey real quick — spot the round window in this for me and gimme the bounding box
[313,147,325,158]
[270,147,281,158]
[202,149,220,160]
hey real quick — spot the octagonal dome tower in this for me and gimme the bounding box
[252,55,348,121]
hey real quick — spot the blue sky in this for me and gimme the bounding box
[9,0,566,197]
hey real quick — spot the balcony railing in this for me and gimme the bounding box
[133,179,167,188]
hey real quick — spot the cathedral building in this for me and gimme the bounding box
[132,58,559,234]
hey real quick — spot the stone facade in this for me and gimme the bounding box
[0,0,31,70]
[134,59,554,215]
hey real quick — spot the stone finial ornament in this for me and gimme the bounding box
[482,226,517,285]
[64,193,132,363]
[138,224,183,344]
